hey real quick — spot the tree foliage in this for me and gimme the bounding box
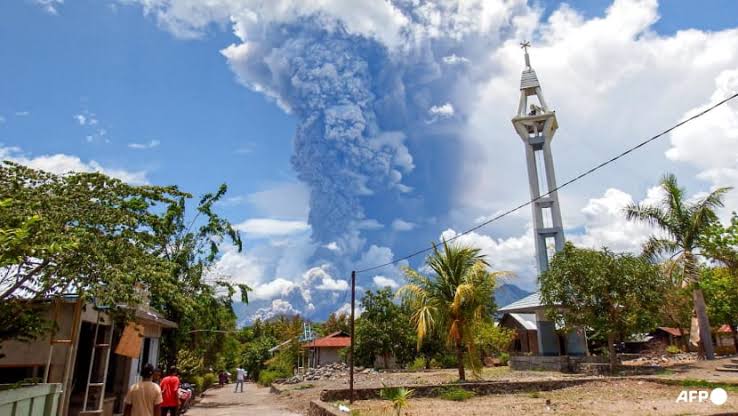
[702,267,738,348]
[0,162,250,368]
[540,243,667,371]
[322,312,351,335]
[399,241,503,380]
[0,162,182,342]
[701,212,738,271]
[625,173,731,359]
[355,288,415,368]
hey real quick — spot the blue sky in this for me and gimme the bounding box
[3,0,738,322]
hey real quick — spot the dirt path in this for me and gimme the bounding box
[187,383,301,416]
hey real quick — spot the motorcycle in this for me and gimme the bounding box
[178,382,194,414]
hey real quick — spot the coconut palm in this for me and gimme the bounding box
[625,173,732,360]
[398,240,503,380]
[380,386,414,416]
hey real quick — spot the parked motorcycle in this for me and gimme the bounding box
[178,382,194,414]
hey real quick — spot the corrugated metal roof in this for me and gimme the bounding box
[509,313,537,330]
[498,292,546,313]
[656,327,689,337]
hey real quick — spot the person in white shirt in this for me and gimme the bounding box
[234,368,246,393]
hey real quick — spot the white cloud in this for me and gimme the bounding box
[391,219,416,232]
[459,0,738,234]
[128,140,161,150]
[0,146,148,184]
[303,265,349,291]
[373,275,399,289]
[441,185,670,289]
[428,103,455,119]
[15,111,30,117]
[235,218,310,238]
[34,0,63,14]
[128,0,409,47]
[335,302,362,317]
[323,241,340,252]
[0,116,5,124]
[251,299,300,320]
[442,54,470,65]
[665,69,738,215]
[251,278,296,300]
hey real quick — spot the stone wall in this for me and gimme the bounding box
[319,378,597,402]
[509,355,571,372]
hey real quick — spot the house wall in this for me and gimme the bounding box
[0,302,110,384]
[316,348,342,365]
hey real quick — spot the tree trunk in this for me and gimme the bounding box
[693,287,715,360]
[607,332,617,374]
[731,324,738,355]
[383,352,390,369]
[455,340,465,381]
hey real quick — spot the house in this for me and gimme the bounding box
[0,296,176,416]
[497,293,587,356]
[622,327,690,354]
[302,331,350,367]
[499,313,539,354]
[716,325,737,354]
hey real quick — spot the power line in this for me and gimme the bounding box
[356,91,738,274]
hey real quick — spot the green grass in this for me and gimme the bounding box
[679,379,738,392]
[528,391,541,398]
[439,387,476,401]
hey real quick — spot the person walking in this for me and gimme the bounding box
[233,367,246,393]
[159,366,180,416]
[124,364,162,416]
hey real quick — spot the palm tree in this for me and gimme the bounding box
[398,240,503,380]
[625,173,731,360]
[380,386,414,416]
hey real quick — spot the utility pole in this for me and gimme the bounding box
[349,270,356,404]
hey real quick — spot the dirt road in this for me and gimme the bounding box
[187,383,301,416]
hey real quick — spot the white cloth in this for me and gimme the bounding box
[236,368,246,381]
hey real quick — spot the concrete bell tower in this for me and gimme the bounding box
[512,41,565,273]
[511,42,587,357]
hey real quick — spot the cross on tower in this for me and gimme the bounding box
[520,40,532,69]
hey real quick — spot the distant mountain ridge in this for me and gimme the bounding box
[495,283,532,309]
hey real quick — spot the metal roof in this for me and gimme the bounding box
[508,313,537,331]
[497,292,546,313]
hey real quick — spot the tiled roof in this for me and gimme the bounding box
[303,331,351,349]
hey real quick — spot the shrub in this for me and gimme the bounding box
[665,345,682,355]
[203,373,217,390]
[191,376,204,394]
[258,369,290,386]
[498,352,510,366]
[408,357,426,371]
[439,387,475,401]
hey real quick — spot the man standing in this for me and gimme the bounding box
[233,367,246,393]
[124,364,162,416]
[159,366,180,416]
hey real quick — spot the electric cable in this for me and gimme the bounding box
[356,92,738,274]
